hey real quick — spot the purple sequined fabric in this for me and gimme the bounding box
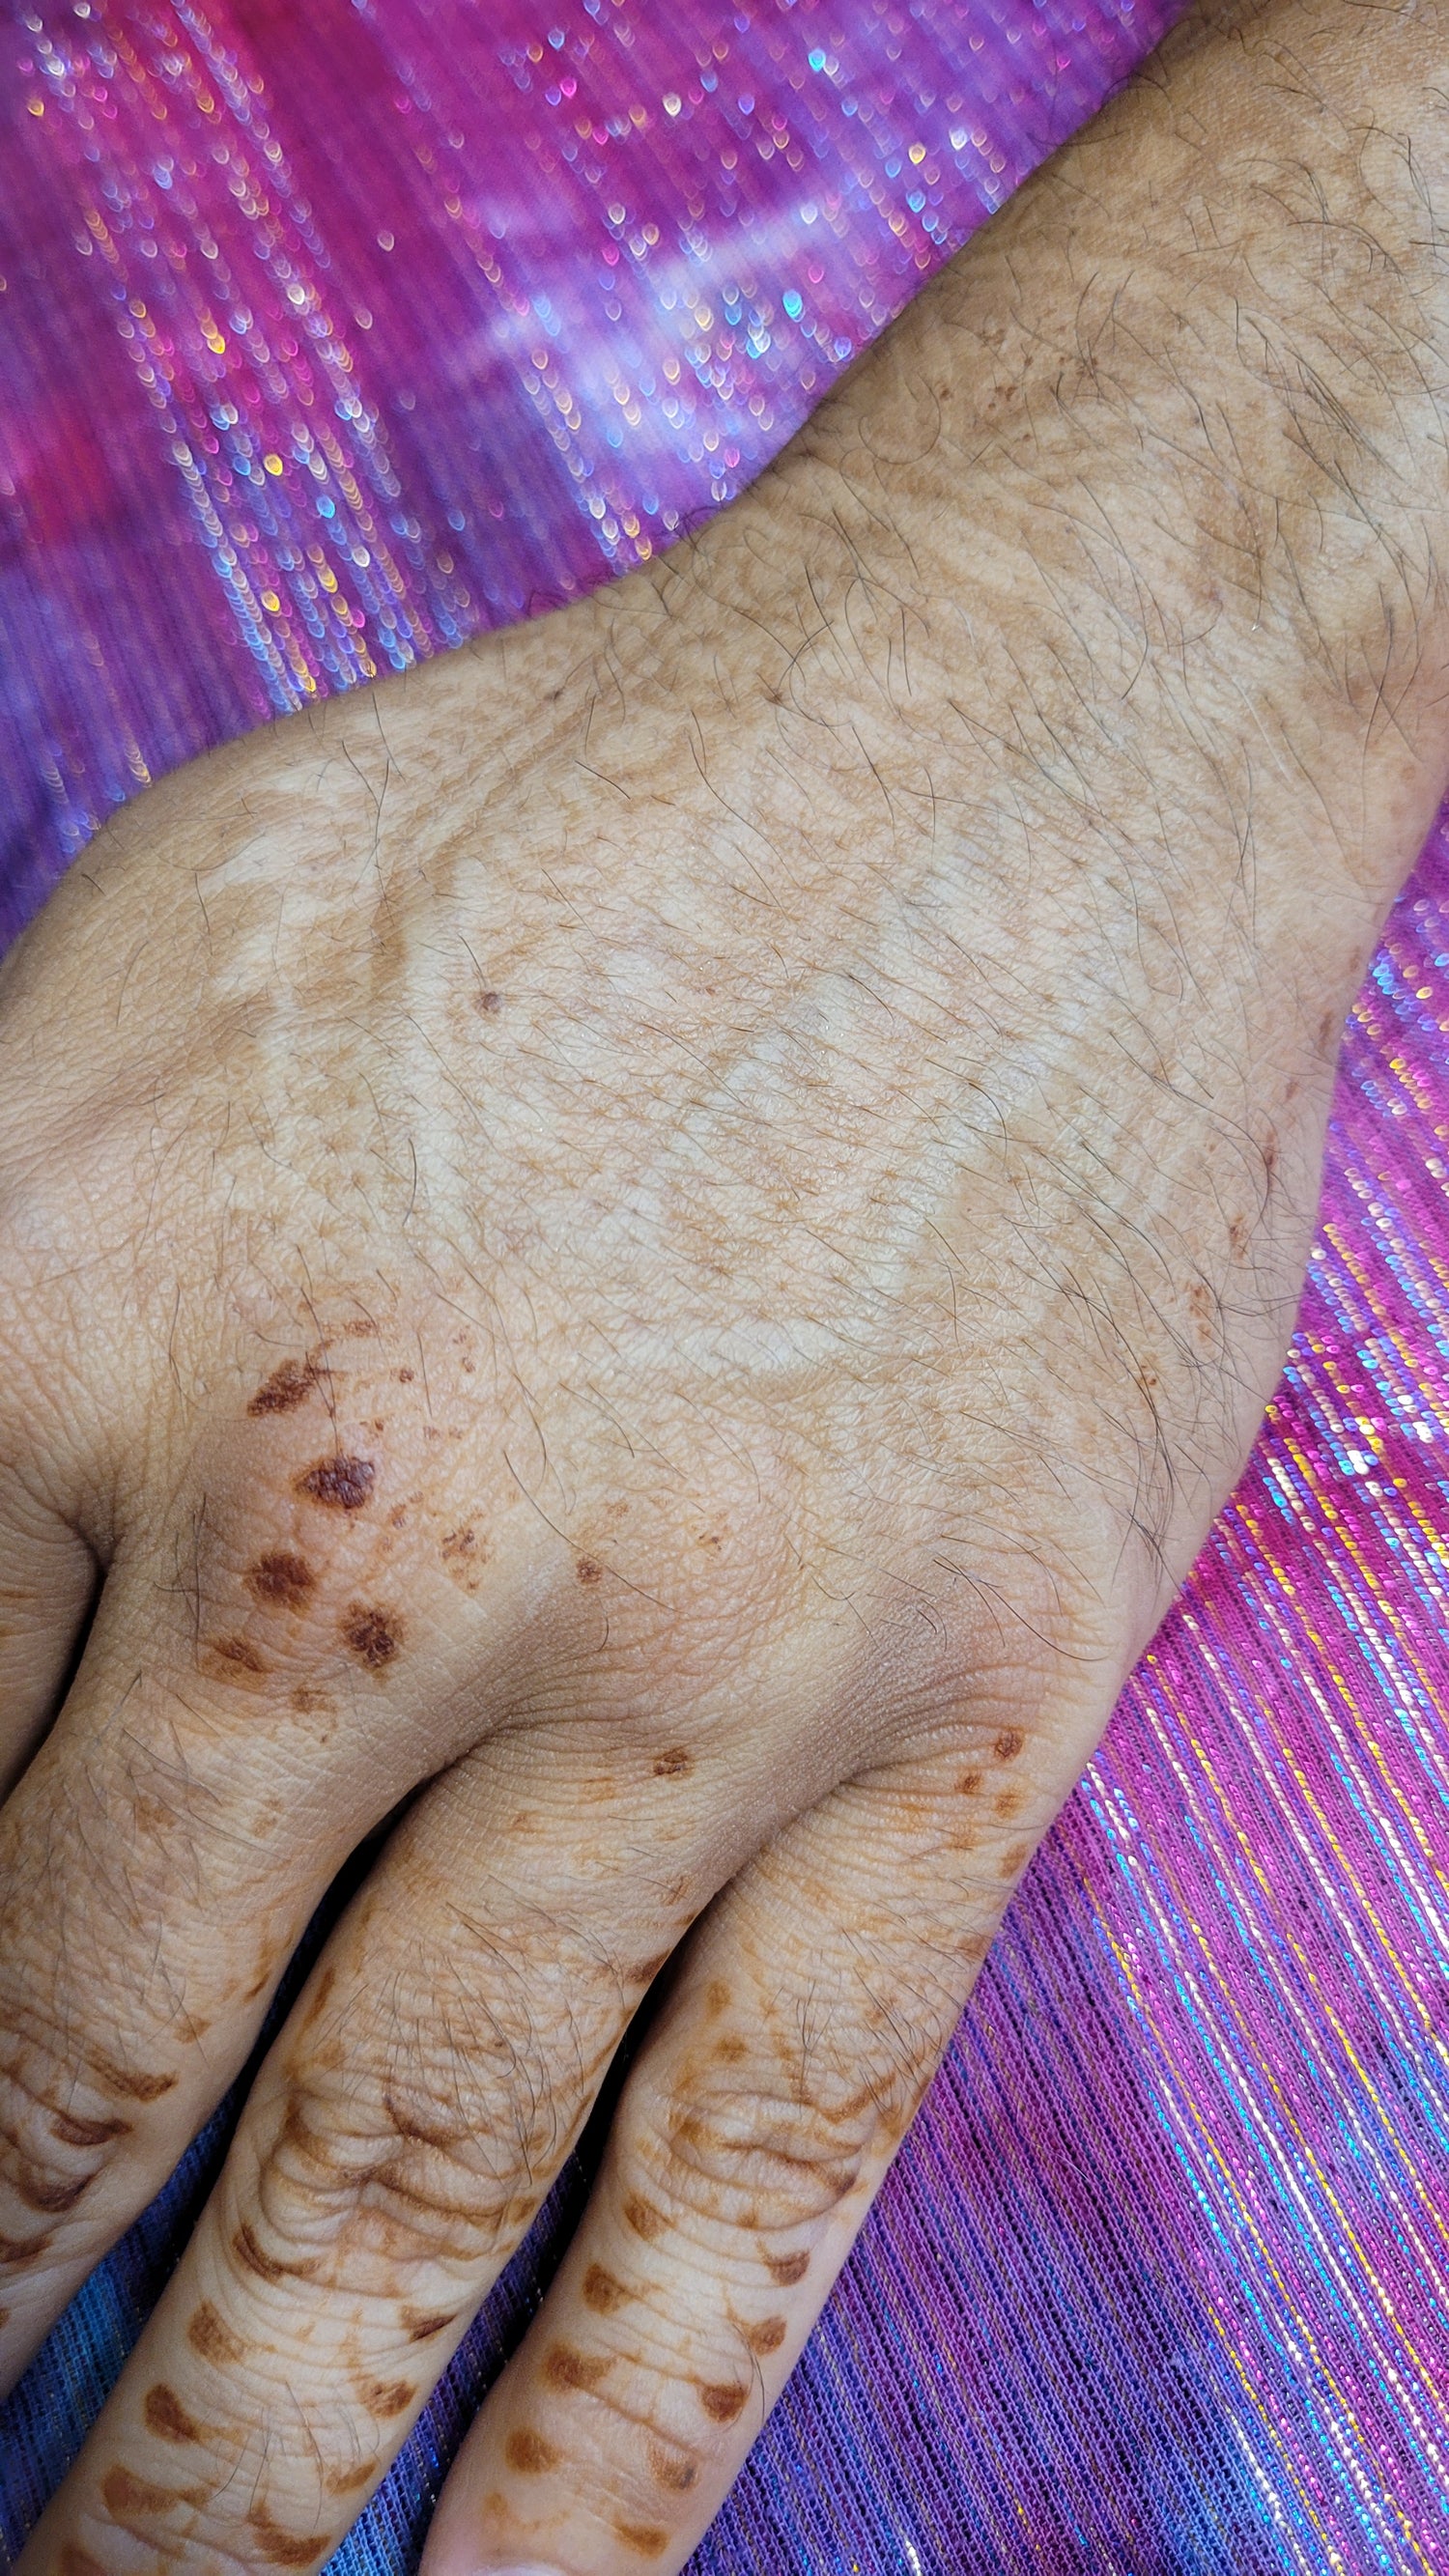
[1,3,1447,2570]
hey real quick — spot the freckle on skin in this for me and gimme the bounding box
[247,1355,320,1417]
[653,1746,693,1777]
[698,2382,748,2423]
[477,989,503,1013]
[714,2034,748,2063]
[623,2194,664,2241]
[247,1551,316,1611]
[615,2522,669,2558]
[505,2426,560,2474]
[143,2383,205,2443]
[340,1601,403,1668]
[187,2299,245,2365]
[766,2249,810,2285]
[296,1454,377,1511]
[582,2263,629,2314]
[994,1729,1025,1764]
[397,1366,414,1382]
[544,2342,613,2392]
[747,2315,787,2355]
[631,1950,671,1985]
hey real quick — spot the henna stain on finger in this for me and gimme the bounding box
[623,2194,664,2242]
[505,2427,560,2475]
[205,1634,270,1684]
[187,2300,245,2365]
[402,2304,460,2342]
[582,2263,629,2314]
[994,1786,1026,1820]
[325,2459,378,2498]
[16,2166,95,2214]
[340,1602,403,1669]
[575,1557,602,1585]
[89,2052,177,2104]
[50,2109,129,2149]
[296,1455,376,1511]
[356,2376,415,2419]
[247,2502,333,2567]
[745,2315,786,2355]
[0,2227,53,2264]
[653,1747,693,1778]
[698,2382,747,2423]
[543,2342,613,2393]
[102,2465,206,2517]
[249,1356,322,1417]
[143,2384,206,2444]
[999,1838,1032,1880]
[993,1730,1025,1764]
[765,2249,810,2286]
[615,2521,669,2558]
[955,1771,981,1798]
[630,1952,671,1987]
[247,1551,317,1611]
[233,2221,319,2284]
[648,2444,698,2494]
[61,2549,106,2576]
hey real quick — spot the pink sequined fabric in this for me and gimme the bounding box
[0,3,1446,2570]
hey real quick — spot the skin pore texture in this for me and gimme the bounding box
[2,0,1449,2566]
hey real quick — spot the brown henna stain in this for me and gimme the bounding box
[342,1317,379,1337]
[766,2248,810,2286]
[291,1683,335,1716]
[994,1730,1025,1765]
[50,2109,129,2149]
[704,1979,730,2018]
[575,1556,603,1585]
[357,2376,415,2419]
[60,2549,106,2576]
[994,1786,1026,1821]
[0,2227,53,2264]
[247,2501,333,2567]
[615,2522,669,2558]
[999,1838,1032,1880]
[102,2464,203,2516]
[340,1602,403,1669]
[90,2055,177,2104]
[0,2307,8,2329]
[959,1929,992,1963]
[648,2444,698,2494]
[956,1770,982,1798]
[505,2426,560,2475]
[187,2299,244,2365]
[296,1454,376,1512]
[713,2034,749,2066]
[623,2194,664,2242]
[247,1551,317,1612]
[653,1747,693,1778]
[631,1951,671,1986]
[440,1525,489,1592]
[143,2383,206,2444]
[16,2166,93,2214]
[209,1633,269,1676]
[248,1355,321,1417]
[746,2315,787,2355]
[402,2303,460,2342]
[582,2262,629,2314]
[698,2382,748,2423]
[325,2459,379,2497]
[543,2341,613,2393]
[233,2221,317,2284]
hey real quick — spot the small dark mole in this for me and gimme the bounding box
[358,2376,415,2419]
[0,2228,54,2264]
[653,1746,693,1778]
[144,2383,206,2444]
[766,2249,810,2286]
[746,2314,787,2355]
[187,2299,245,2365]
[397,1367,414,1382]
[615,2523,669,2559]
[210,1633,268,1676]
[582,2263,629,2314]
[575,1556,603,1584]
[340,1602,402,1669]
[247,1355,320,1417]
[325,2459,378,2497]
[477,988,503,1012]
[698,2382,748,2423]
[623,2194,664,2241]
[994,1729,1025,1764]
[51,2109,129,2149]
[88,2053,178,2104]
[402,2303,460,2341]
[648,2444,698,2494]
[543,2341,613,2392]
[296,1453,377,1512]
[247,1551,316,1611]
[246,2502,333,2568]
[505,2425,560,2475]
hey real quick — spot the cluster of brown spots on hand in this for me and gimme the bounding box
[615,2521,669,2558]
[505,2425,560,2475]
[575,1555,603,1585]
[340,1601,402,1669]
[999,1837,1032,1881]
[543,2340,613,2393]
[50,2109,129,2149]
[0,2226,53,2264]
[698,2381,748,2423]
[766,2248,810,2286]
[248,1354,321,1417]
[745,2314,787,2356]
[357,2375,415,2419]
[994,1729,1025,1765]
[233,2221,317,2284]
[247,1550,317,1612]
[143,2383,206,2445]
[247,2501,332,2567]
[648,2442,698,2494]
[653,1746,693,1778]
[440,1525,489,1592]
[102,2464,205,2517]
[296,1453,376,1512]
[325,2458,379,2498]
[84,2051,177,2104]
[623,2193,664,2241]
[994,1785,1026,1822]
[187,2299,244,2365]
[582,2262,629,2315]
[402,2303,460,2342]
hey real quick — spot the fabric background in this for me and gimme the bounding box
[1,2,1447,2568]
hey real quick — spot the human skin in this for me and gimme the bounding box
[2,0,1447,2567]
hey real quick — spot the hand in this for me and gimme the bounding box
[5,2,1448,2568]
